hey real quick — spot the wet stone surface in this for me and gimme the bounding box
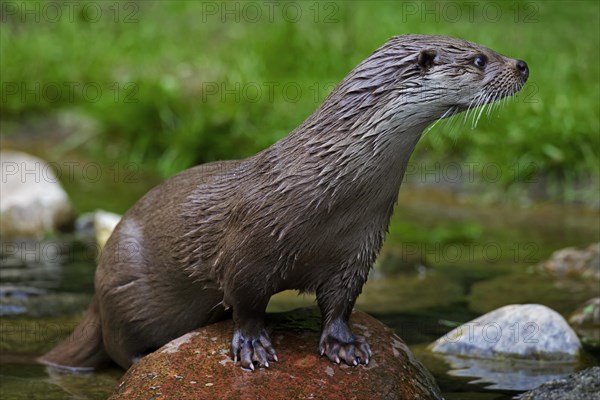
[518,367,600,400]
[430,304,582,391]
[569,297,600,348]
[431,304,581,362]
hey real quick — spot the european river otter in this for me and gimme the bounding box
[40,34,528,371]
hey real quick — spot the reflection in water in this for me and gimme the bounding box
[437,354,578,391]
[45,365,121,399]
[0,363,121,400]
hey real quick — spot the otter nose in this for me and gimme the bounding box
[516,59,529,82]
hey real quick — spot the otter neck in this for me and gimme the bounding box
[265,100,434,216]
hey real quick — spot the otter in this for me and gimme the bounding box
[40,35,528,371]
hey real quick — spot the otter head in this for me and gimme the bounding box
[296,35,529,146]
[323,35,529,136]
[408,34,529,119]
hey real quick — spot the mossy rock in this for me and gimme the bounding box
[469,273,597,316]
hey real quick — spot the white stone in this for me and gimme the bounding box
[431,304,581,361]
[0,151,72,237]
[94,210,121,249]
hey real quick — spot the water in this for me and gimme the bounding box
[1,186,598,399]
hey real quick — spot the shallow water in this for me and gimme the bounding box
[1,186,598,399]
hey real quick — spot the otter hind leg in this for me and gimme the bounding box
[101,285,229,369]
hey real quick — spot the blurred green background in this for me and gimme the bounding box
[1,0,598,212]
[1,4,598,398]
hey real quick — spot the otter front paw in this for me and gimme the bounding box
[231,328,278,371]
[319,334,371,366]
[319,319,372,366]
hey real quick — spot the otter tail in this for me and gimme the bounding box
[38,294,110,371]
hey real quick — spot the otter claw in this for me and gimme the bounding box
[319,335,371,366]
[241,363,254,372]
[231,328,277,371]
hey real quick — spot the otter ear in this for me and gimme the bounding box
[417,49,438,70]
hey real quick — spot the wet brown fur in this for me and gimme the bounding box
[40,35,528,370]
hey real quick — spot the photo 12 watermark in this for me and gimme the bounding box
[1,82,139,105]
[1,161,142,185]
[199,1,340,23]
[442,320,540,344]
[1,1,140,23]
[399,1,539,24]
[399,241,540,264]
[404,161,540,185]
[200,81,337,104]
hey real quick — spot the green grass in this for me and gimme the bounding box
[1,1,598,201]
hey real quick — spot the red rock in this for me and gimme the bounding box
[110,308,442,400]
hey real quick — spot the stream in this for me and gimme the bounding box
[1,185,598,399]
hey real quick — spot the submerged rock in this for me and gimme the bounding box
[0,235,95,317]
[111,308,443,400]
[0,151,73,237]
[0,290,90,317]
[0,286,46,316]
[517,367,600,400]
[0,237,64,289]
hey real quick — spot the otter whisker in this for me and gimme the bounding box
[487,92,501,117]
[464,96,479,124]
[472,93,490,128]
[443,108,464,137]
[425,106,458,134]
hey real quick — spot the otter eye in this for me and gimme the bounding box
[473,55,487,69]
